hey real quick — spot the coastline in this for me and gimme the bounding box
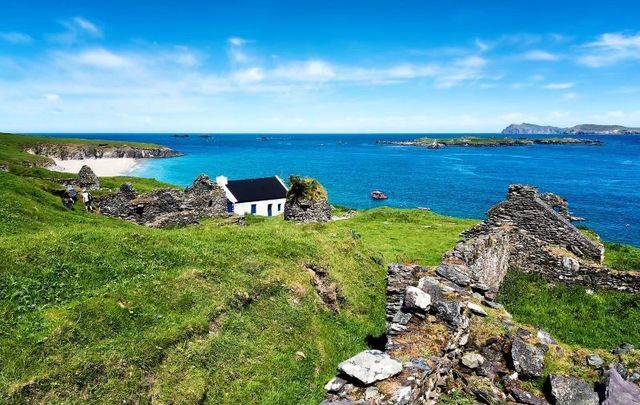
[52,157,141,177]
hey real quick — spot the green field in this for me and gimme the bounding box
[1,133,639,403]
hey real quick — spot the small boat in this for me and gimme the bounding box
[371,190,388,200]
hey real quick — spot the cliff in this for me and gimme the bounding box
[24,142,183,160]
[503,123,640,135]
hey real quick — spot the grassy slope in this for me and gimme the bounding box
[0,170,475,404]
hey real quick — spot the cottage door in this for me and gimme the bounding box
[267,204,273,216]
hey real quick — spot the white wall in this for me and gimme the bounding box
[233,198,286,217]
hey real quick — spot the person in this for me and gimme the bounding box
[81,188,93,212]
[66,183,77,202]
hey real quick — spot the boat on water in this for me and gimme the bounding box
[371,190,388,200]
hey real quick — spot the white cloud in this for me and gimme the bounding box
[579,32,640,67]
[530,74,545,81]
[475,38,490,52]
[49,16,103,44]
[562,92,578,100]
[70,48,133,69]
[435,56,487,88]
[232,67,265,83]
[274,60,335,82]
[0,32,33,45]
[544,82,574,90]
[523,50,559,61]
[174,46,199,67]
[72,17,101,37]
[228,37,249,46]
[43,93,60,101]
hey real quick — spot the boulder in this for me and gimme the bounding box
[612,343,634,355]
[586,354,604,368]
[510,338,544,379]
[431,299,462,326]
[603,367,640,405]
[548,375,599,405]
[0,162,8,172]
[435,263,472,286]
[325,376,347,393]
[467,302,488,316]
[77,165,99,190]
[403,286,431,312]
[461,352,485,369]
[508,386,549,405]
[337,350,402,385]
[537,329,557,345]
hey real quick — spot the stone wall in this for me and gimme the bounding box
[97,174,228,227]
[322,184,640,404]
[284,198,332,223]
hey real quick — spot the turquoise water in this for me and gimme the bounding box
[41,133,640,246]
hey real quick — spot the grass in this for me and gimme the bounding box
[604,242,640,272]
[286,175,328,201]
[1,132,639,403]
[0,167,473,404]
[498,271,640,349]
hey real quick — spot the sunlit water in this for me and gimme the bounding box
[40,133,640,246]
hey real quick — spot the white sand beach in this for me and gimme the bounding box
[52,158,140,177]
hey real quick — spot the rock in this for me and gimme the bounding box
[461,352,485,369]
[586,354,604,368]
[537,329,557,345]
[548,375,599,405]
[508,386,549,405]
[0,162,8,172]
[364,386,379,400]
[609,362,629,379]
[390,386,412,405]
[77,165,100,190]
[471,282,491,293]
[630,372,640,382]
[482,299,504,310]
[295,351,306,360]
[467,302,488,316]
[561,256,580,272]
[97,174,228,228]
[417,276,443,300]
[283,176,331,223]
[337,350,402,385]
[431,299,462,326]
[603,366,640,404]
[612,343,634,355]
[403,286,431,312]
[325,376,347,393]
[516,328,532,338]
[510,338,544,379]
[435,263,472,286]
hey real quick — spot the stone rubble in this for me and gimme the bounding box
[77,165,100,190]
[322,184,640,404]
[96,174,228,227]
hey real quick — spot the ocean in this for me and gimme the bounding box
[40,133,640,246]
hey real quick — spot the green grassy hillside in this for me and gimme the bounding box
[0,169,475,404]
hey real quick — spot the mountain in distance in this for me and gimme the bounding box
[502,123,640,135]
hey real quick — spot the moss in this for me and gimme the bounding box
[286,175,328,201]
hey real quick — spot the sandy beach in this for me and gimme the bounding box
[52,158,140,177]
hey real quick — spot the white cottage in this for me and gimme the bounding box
[216,175,288,216]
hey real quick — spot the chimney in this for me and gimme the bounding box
[216,175,228,187]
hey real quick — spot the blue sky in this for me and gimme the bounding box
[1,0,640,133]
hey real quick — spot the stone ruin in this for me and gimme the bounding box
[284,176,332,223]
[322,184,640,404]
[96,174,228,227]
[77,165,100,190]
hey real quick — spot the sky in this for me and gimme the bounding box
[1,0,640,133]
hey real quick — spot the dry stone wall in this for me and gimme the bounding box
[96,174,228,227]
[322,184,640,404]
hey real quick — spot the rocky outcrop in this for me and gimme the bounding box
[77,165,99,190]
[377,137,603,148]
[96,174,227,227]
[24,143,183,160]
[283,176,331,223]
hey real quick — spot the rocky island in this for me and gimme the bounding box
[503,123,640,135]
[377,136,602,148]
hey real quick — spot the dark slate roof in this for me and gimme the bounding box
[226,176,288,203]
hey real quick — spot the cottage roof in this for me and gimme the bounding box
[225,176,288,203]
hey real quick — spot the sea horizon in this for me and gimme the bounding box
[34,132,640,247]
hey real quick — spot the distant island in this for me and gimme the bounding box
[502,123,640,135]
[377,136,602,148]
